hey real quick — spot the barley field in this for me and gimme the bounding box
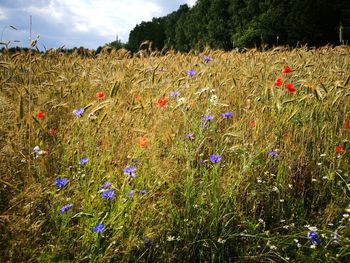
[1,46,350,262]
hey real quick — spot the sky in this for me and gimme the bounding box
[0,0,196,50]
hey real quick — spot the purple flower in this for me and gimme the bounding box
[132,159,138,164]
[308,231,321,245]
[101,189,115,200]
[169,91,180,97]
[100,181,112,188]
[202,114,214,121]
[185,133,194,139]
[126,190,135,197]
[186,69,196,77]
[203,55,213,63]
[92,223,105,234]
[268,151,279,158]
[73,108,84,117]
[79,157,89,165]
[140,189,146,195]
[144,237,152,248]
[60,203,73,214]
[124,166,136,178]
[210,154,222,163]
[221,112,233,118]
[55,178,69,188]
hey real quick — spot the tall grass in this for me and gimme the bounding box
[1,46,350,262]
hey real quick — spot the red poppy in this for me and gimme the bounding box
[137,137,148,147]
[36,111,45,118]
[96,91,105,99]
[49,128,56,136]
[336,146,344,153]
[282,67,292,74]
[134,95,142,102]
[274,77,283,87]
[345,120,350,129]
[285,83,296,93]
[250,120,256,127]
[157,98,168,107]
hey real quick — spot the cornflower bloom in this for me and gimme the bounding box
[221,112,233,118]
[60,203,73,214]
[210,154,222,163]
[268,151,279,158]
[203,55,213,63]
[100,181,112,188]
[186,69,196,77]
[169,91,180,97]
[55,178,69,188]
[308,231,321,245]
[92,223,105,234]
[73,108,84,117]
[202,114,214,121]
[101,189,115,200]
[79,157,89,165]
[124,166,136,178]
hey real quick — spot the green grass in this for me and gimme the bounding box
[1,46,350,262]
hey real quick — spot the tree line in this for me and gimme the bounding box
[126,0,349,52]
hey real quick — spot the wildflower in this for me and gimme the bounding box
[79,157,89,165]
[169,91,180,97]
[345,120,350,129]
[144,237,152,248]
[100,181,112,188]
[167,235,176,241]
[308,231,321,245]
[157,98,168,107]
[268,151,279,158]
[92,223,105,234]
[250,120,256,127]
[55,178,69,188]
[126,190,135,197]
[210,154,222,163]
[336,146,344,153]
[96,91,105,99]
[333,230,339,243]
[285,83,296,93]
[217,237,226,244]
[101,189,115,200]
[134,95,142,102]
[36,111,45,118]
[73,108,84,117]
[274,77,283,86]
[203,55,213,63]
[202,114,214,121]
[60,203,73,214]
[124,166,136,178]
[221,112,233,118]
[33,146,45,158]
[132,159,138,164]
[186,69,196,77]
[140,189,147,195]
[282,67,292,74]
[185,133,194,139]
[49,128,56,136]
[137,137,148,147]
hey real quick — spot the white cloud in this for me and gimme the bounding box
[0,0,196,49]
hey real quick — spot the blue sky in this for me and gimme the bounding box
[0,0,196,50]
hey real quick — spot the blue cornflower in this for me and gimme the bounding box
[308,231,321,245]
[210,154,222,163]
[101,189,115,200]
[55,177,69,188]
[126,190,135,197]
[185,133,194,139]
[92,223,105,234]
[124,166,136,178]
[100,181,112,188]
[202,114,214,121]
[144,237,153,248]
[169,91,180,97]
[73,108,84,117]
[140,189,146,195]
[186,69,196,77]
[221,112,233,118]
[79,157,89,165]
[60,203,73,214]
[203,55,213,63]
[268,151,279,158]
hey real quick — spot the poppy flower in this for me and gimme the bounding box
[345,120,350,129]
[285,83,296,93]
[250,120,256,127]
[137,137,148,147]
[96,91,105,99]
[134,95,142,102]
[36,111,45,118]
[274,77,283,87]
[157,98,168,107]
[282,67,292,74]
[336,146,344,153]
